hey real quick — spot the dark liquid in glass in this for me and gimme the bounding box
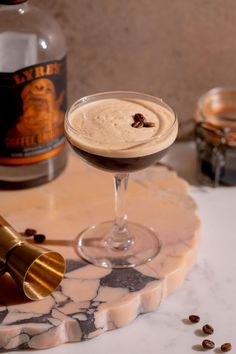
[69,142,168,172]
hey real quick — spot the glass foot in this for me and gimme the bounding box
[74,221,161,268]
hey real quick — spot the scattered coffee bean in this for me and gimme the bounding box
[185,314,231,352]
[33,234,46,243]
[202,339,215,350]
[221,343,232,352]
[144,122,155,128]
[24,228,37,237]
[189,314,200,323]
[202,324,214,335]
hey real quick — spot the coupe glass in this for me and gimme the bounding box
[65,91,178,268]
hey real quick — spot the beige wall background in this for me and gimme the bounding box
[34,0,236,138]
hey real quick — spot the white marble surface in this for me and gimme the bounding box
[9,142,236,354]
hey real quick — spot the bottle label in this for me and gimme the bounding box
[0,56,67,165]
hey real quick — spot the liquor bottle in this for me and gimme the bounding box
[0,0,67,189]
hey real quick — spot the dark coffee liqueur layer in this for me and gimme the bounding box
[70,143,168,172]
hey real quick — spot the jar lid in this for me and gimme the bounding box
[0,0,27,4]
[196,87,236,146]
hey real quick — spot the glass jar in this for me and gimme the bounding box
[195,87,236,186]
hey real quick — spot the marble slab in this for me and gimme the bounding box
[0,152,200,351]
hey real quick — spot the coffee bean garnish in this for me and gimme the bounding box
[202,339,215,350]
[202,324,214,335]
[131,113,155,128]
[131,121,144,128]
[221,343,232,352]
[143,122,155,128]
[33,234,46,243]
[24,228,37,237]
[133,113,145,122]
[189,314,200,323]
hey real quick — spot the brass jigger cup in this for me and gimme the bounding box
[0,216,65,301]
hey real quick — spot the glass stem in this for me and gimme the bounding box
[107,173,133,251]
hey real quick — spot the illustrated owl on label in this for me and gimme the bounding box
[7,78,65,142]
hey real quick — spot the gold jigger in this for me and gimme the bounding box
[0,216,65,300]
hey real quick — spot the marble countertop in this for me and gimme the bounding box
[7,142,236,354]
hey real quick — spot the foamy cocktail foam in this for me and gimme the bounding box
[66,98,178,158]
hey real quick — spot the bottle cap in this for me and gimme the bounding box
[0,0,27,4]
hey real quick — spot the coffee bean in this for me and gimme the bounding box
[131,121,143,128]
[189,314,200,323]
[34,234,46,243]
[202,339,215,350]
[202,324,214,335]
[24,228,37,237]
[221,343,232,352]
[144,122,155,128]
[133,113,145,122]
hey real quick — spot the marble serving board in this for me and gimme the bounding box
[0,152,200,351]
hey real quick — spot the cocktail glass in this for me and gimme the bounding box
[65,91,178,268]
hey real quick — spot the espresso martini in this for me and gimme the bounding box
[65,92,178,268]
[65,96,177,172]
